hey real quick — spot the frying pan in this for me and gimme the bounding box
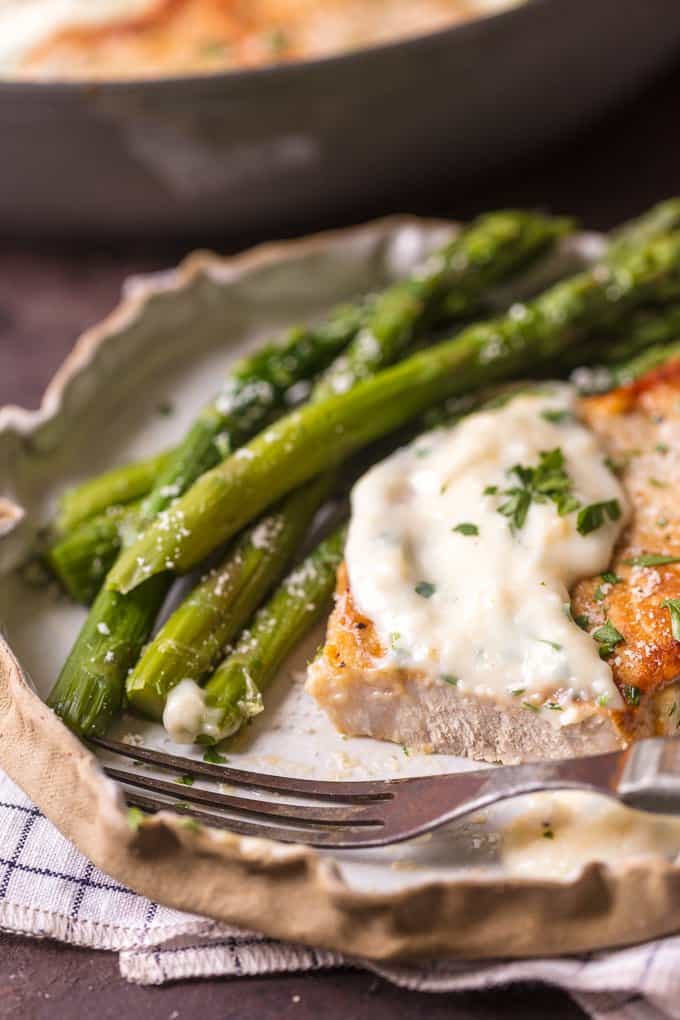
[2,0,680,239]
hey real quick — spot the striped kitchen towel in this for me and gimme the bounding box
[1,768,678,1020]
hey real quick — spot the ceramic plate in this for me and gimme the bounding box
[3,218,680,960]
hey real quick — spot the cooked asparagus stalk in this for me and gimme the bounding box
[164,525,347,745]
[111,231,680,594]
[46,305,363,734]
[126,473,335,720]
[47,574,169,736]
[46,502,139,605]
[54,450,173,535]
[608,198,680,259]
[313,210,572,400]
[48,211,569,737]
[559,302,680,375]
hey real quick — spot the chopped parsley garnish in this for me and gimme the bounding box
[522,701,540,713]
[203,748,228,765]
[453,522,479,536]
[176,774,195,786]
[624,554,680,568]
[540,409,573,424]
[656,442,669,454]
[574,613,590,630]
[441,674,459,686]
[390,631,402,648]
[621,684,642,707]
[662,598,680,641]
[576,499,621,536]
[597,693,610,707]
[648,477,668,488]
[543,829,555,839]
[496,448,579,530]
[594,571,622,601]
[604,456,622,475]
[510,687,526,696]
[414,581,436,599]
[414,447,431,458]
[592,621,625,659]
[483,485,499,496]
[537,638,562,651]
[544,702,563,711]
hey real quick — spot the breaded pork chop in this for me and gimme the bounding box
[308,362,680,763]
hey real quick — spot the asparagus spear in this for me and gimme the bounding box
[126,473,335,720]
[46,502,139,605]
[608,198,680,258]
[164,525,347,744]
[47,574,169,736]
[111,231,680,593]
[558,302,680,375]
[313,210,572,400]
[54,450,173,535]
[46,304,364,733]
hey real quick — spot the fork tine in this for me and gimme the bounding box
[91,736,393,801]
[103,765,383,826]
[124,791,384,848]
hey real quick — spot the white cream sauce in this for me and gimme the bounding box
[501,792,680,877]
[346,385,628,715]
[163,676,263,744]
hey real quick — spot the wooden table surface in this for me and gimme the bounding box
[3,53,680,1020]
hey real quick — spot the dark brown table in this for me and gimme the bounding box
[3,54,680,1019]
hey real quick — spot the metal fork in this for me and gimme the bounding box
[90,735,680,849]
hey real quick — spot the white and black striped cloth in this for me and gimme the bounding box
[1,768,678,1019]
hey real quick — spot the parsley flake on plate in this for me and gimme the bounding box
[452,522,479,536]
[540,409,573,424]
[662,597,680,641]
[592,621,625,659]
